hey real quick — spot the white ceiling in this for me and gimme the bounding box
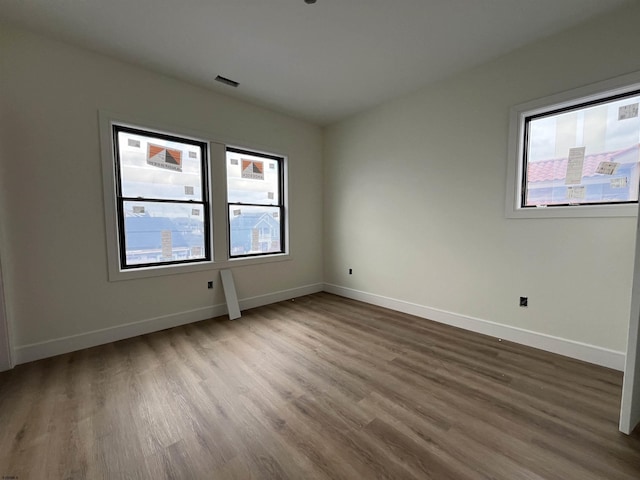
[0,0,632,125]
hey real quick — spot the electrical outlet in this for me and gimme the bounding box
[519,296,528,307]
[207,281,214,289]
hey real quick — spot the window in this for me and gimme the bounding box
[523,93,640,208]
[112,125,211,269]
[100,112,290,280]
[506,72,640,218]
[226,147,285,258]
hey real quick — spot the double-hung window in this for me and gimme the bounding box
[226,148,285,258]
[101,113,290,280]
[112,125,211,268]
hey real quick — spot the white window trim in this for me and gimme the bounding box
[506,71,640,219]
[99,110,291,281]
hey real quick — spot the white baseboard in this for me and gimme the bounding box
[13,281,623,371]
[323,283,626,371]
[13,283,323,365]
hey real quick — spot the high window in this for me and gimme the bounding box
[506,72,640,218]
[113,125,211,268]
[226,148,285,258]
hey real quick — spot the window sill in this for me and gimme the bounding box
[505,203,637,219]
[107,252,291,282]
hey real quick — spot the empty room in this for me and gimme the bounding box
[1,0,640,478]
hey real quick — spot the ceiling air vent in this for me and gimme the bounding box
[215,75,239,88]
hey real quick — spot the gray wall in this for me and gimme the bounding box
[324,3,640,361]
[0,26,324,359]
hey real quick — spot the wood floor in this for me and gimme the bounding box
[1,293,639,479]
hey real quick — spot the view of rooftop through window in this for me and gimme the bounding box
[115,127,209,267]
[226,148,284,257]
[523,92,640,207]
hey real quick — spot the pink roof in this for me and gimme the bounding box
[527,144,639,183]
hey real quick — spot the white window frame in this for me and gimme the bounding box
[506,71,640,219]
[99,111,291,281]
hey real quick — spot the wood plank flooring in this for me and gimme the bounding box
[1,292,639,479]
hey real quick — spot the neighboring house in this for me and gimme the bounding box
[229,212,281,255]
[124,216,204,264]
[526,144,640,205]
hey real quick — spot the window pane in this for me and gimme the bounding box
[122,201,207,266]
[226,150,280,205]
[118,130,205,201]
[229,205,281,256]
[524,93,640,207]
